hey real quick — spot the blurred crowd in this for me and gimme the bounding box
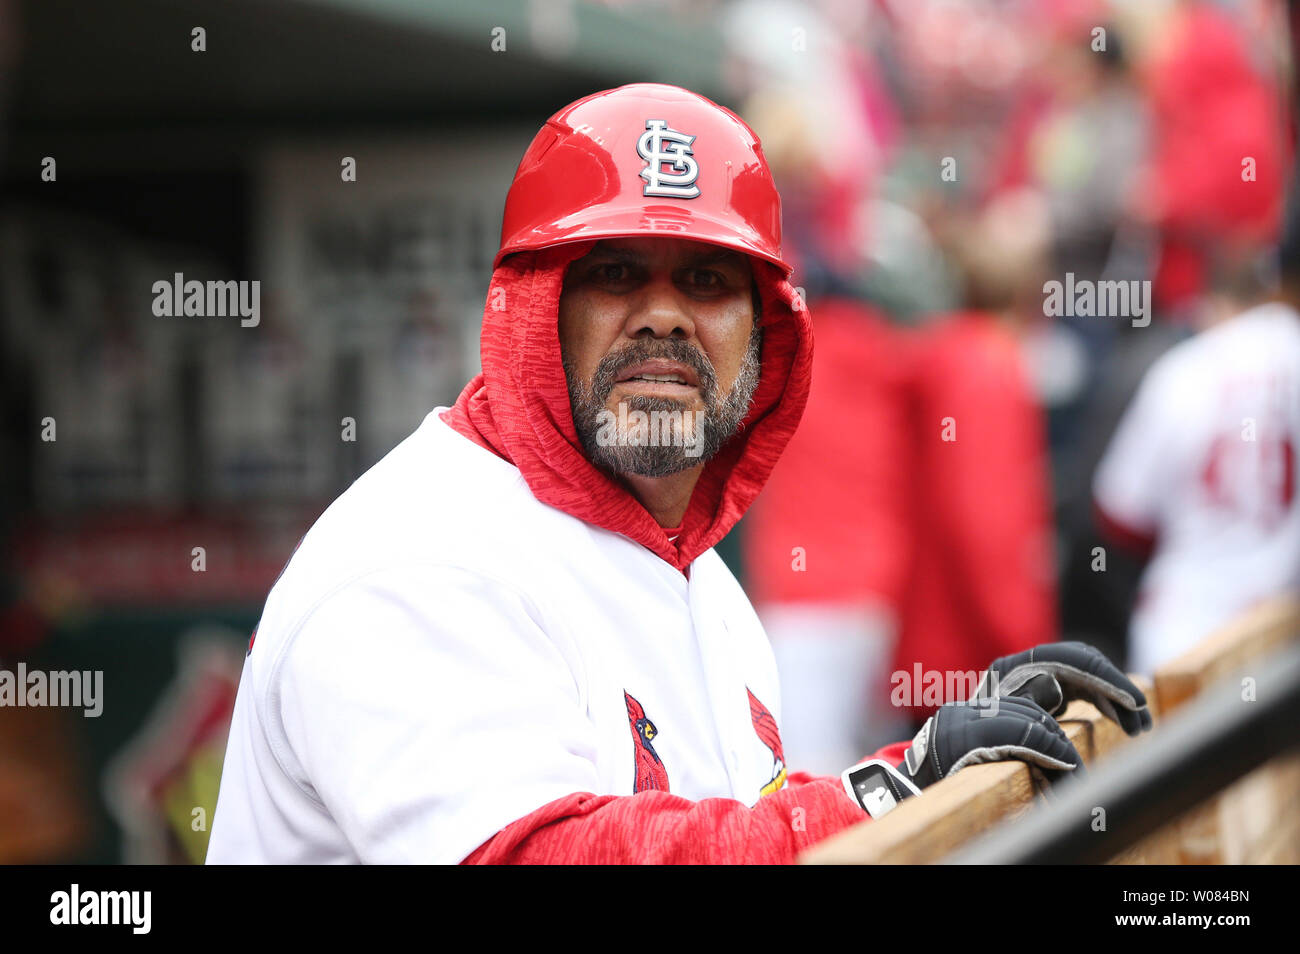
[728,0,1298,771]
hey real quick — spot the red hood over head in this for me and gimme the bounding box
[441,242,812,571]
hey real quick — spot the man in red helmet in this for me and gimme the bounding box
[208,84,1147,864]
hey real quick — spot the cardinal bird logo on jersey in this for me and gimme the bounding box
[748,687,787,796]
[624,691,670,793]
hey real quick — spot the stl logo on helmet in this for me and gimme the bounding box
[637,119,700,199]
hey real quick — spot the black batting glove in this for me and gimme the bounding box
[972,641,1153,737]
[897,696,1083,790]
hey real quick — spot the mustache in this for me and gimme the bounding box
[590,338,718,404]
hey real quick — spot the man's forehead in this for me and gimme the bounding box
[581,238,750,268]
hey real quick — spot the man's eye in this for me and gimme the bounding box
[688,270,723,289]
[593,263,629,282]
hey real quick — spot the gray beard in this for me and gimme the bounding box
[563,326,763,478]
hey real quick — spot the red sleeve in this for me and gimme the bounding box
[460,741,910,865]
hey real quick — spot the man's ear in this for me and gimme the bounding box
[751,277,762,324]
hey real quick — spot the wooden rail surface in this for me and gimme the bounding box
[1148,597,1300,865]
[800,596,1300,865]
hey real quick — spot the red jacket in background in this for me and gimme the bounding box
[894,314,1057,714]
[745,299,913,609]
[1140,2,1287,306]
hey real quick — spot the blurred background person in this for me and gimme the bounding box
[1132,0,1287,319]
[1093,235,1299,675]
[1058,0,1292,666]
[890,192,1059,734]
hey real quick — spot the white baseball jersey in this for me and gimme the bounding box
[1094,302,1300,673]
[206,409,790,864]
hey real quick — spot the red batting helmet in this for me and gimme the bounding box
[495,83,790,274]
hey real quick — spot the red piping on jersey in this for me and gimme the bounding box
[441,243,813,572]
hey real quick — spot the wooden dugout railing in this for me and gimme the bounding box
[799,596,1300,865]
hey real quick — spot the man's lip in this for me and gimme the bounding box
[614,360,700,388]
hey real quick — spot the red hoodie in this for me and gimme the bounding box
[440,243,908,863]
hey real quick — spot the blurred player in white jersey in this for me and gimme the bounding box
[1094,245,1300,674]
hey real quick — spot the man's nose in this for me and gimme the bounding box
[623,277,695,340]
